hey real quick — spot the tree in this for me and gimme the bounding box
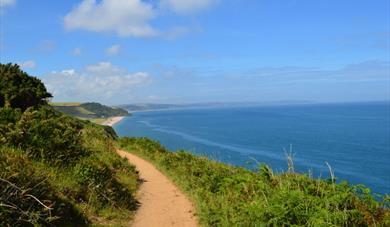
[0,63,52,111]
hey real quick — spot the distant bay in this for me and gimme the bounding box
[114,102,390,195]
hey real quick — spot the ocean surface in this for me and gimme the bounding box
[114,102,390,195]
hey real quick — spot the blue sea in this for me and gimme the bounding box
[114,102,390,195]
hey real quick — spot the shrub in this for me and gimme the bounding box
[7,107,88,166]
[74,157,138,210]
[0,63,52,111]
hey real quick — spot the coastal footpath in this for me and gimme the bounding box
[117,149,198,227]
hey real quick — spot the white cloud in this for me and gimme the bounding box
[63,0,217,38]
[64,0,157,37]
[160,0,217,14]
[19,60,36,69]
[105,44,121,56]
[72,47,82,56]
[43,62,151,103]
[0,0,16,7]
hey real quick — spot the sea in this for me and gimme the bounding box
[114,102,390,195]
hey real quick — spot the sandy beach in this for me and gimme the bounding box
[101,116,125,126]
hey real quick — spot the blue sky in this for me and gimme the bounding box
[1,0,389,104]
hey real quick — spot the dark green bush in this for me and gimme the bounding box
[0,107,21,144]
[0,63,52,111]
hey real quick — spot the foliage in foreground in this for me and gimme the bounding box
[119,137,390,227]
[0,63,139,226]
[0,108,139,226]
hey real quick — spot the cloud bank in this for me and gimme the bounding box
[44,62,151,104]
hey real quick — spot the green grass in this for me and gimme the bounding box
[87,118,109,124]
[50,102,82,106]
[119,137,390,227]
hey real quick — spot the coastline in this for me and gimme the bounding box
[101,116,125,127]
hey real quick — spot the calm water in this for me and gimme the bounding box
[114,102,390,195]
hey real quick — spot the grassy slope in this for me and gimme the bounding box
[50,102,82,106]
[51,102,128,123]
[51,102,99,119]
[0,107,139,226]
[119,137,390,227]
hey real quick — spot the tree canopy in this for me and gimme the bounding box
[0,63,52,111]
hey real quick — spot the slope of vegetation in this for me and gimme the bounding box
[119,137,390,226]
[0,64,139,226]
[52,102,129,120]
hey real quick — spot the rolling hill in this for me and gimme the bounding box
[51,102,129,119]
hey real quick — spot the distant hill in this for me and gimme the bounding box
[52,102,129,119]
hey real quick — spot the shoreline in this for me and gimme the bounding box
[101,116,125,127]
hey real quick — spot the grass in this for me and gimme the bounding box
[88,118,109,124]
[119,137,390,227]
[0,107,139,226]
[50,102,82,106]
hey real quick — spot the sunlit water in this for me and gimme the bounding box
[114,102,390,195]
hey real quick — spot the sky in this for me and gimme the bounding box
[1,0,389,105]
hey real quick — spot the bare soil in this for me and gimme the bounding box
[116,149,198,227]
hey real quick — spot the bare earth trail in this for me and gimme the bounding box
[116,149,198,227]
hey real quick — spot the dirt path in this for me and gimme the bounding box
[116,149,198,227]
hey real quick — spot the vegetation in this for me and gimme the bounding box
[80,102,129,118]
[119,137,390,227]
[0,64,52,111]
[52,102,129,120]
[0,63,139,226]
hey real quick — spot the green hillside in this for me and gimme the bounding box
[51,102,129,120]
[1,64,139,226]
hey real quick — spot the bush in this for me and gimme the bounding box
[5,107,88,166]
[0,107,21,144]
[74,156,138,210]
[0,63,52,111]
